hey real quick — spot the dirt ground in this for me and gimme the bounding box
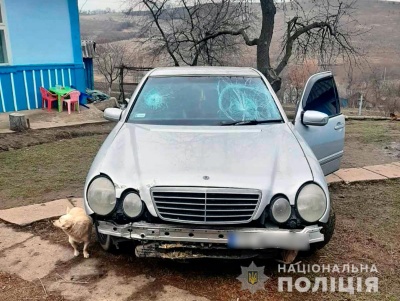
[0,180,399,301]
[0,122,114,151]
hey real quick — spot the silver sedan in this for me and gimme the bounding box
[84,67,345,261]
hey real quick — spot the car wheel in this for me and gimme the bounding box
[95,223,115,252]
[302,209,336,256]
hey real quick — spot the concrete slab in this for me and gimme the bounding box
[50,266,209,301]
[363,164,400,178]
[334,168,387,183]
[70,198,84,209]
[0,235,74,281]
[148,285,210,301]
[325,173,343,184]
[0,104,105,134]
[0,199,73,226]
[50,270,152,301]
[0,223,33,251]
[59,258,103,281]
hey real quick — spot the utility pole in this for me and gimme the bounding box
[358,94,363,116]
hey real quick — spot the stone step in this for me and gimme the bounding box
[326,162,400,184]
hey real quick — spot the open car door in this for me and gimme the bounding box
[294,71,345,176]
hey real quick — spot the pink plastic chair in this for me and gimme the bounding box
[40,87,58,112]
[62,91,81,114]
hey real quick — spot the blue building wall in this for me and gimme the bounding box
[4,0,74,65]
[0,64,84,112]
[0,0,85,113]
[83,58,94,90]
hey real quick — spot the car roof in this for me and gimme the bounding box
[149,66,261,77]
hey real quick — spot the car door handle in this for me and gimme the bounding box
[334,122,344,130]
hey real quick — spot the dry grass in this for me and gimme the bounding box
[0,135,107,209]
[345,120,400,145]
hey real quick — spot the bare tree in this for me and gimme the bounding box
[372,79,400,116]
[136,0,253,67]
[95,43,132,94]
[133,0,363,92]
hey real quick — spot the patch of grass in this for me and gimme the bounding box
[0,135,106,209]
[346,120,400,145]
[359,125,392,144]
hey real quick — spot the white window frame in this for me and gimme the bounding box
[0,0,11,65]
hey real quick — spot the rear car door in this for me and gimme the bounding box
[294,72,345,175]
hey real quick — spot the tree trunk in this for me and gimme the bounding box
[9,113,29,132]
[257,0,281,92]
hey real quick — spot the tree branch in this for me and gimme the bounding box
[276,20,336,75]
[195,27,258,46]
[142,0,180,66]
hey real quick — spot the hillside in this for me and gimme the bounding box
[80,0,400,90]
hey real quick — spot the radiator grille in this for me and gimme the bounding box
[151,187,261,224]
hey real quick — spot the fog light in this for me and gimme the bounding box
[123,193,143,218]
[270,197,291,224]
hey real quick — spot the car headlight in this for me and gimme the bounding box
[270,197,291,224]
[122,192,143,218]
[87,176,116,215]
[296,183,327,223]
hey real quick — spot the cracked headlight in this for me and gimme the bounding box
[296,183,327,223]
[87,176,116,215]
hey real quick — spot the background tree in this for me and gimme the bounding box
[133,0,362,92]
[283,60,319,103]
[137,0,253,67]
[95,43,132,94]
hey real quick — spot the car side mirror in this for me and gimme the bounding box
[302,110,329,126]
[104,108,122,122]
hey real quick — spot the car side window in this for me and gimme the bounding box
[304,77,340,117]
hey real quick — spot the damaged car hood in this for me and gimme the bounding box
[87,123,314,218]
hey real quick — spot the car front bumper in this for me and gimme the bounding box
[97,221,324,250]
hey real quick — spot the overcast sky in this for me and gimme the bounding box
[78,0,129,11]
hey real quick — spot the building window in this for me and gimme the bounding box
[0,1,9,64]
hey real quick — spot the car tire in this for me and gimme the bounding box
[302,209,336,256]
[95,222,115,252]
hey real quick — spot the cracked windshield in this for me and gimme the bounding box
[127,76,282,125]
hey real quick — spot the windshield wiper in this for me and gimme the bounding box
[221,119,282,126]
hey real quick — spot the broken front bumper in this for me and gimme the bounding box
[97,221,324,250]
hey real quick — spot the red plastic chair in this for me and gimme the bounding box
[40,87,58,112]
[62,91,81,114]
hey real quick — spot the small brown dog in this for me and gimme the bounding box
[53,207,93,258]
